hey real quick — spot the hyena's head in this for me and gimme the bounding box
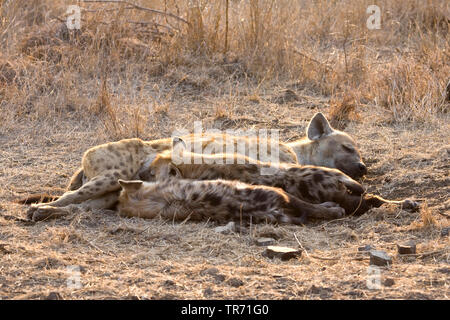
[305,113,367,179]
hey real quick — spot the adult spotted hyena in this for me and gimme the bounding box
[117,179,345,224]
[25,113,368,221]
[142,146,418,216]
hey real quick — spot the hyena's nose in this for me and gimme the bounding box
[358,163,368,175]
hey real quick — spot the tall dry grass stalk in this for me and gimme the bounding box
[0,0,448,131]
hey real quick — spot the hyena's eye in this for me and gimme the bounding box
[169,168,178,176]
[342,144,355,153]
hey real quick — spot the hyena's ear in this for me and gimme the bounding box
[172,136,186,164]
[118,180,143,192]
[172,137,186,149]
[306,112,334,140]
[167,163,182,178]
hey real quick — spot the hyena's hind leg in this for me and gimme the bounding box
[29,191,120,221]
[27,171,124,220]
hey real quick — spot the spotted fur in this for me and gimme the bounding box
[144,149,417,216]
[117,179,345,224]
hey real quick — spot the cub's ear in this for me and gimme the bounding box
[172,136,187,164]
[306,112,334,140]
[167,163,182,177]
[118,180,143,192]
[172,136,186,149]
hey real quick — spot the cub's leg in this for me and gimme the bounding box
[29,191,120,221]
[286,197,345,220]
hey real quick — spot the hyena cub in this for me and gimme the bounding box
[142,144,418,216]
[117,179,344,224]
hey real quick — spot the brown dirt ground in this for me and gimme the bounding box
[0,89,449,300]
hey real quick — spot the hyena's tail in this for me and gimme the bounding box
[15,194,60,205]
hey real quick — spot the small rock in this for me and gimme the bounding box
[397,241,416,255]
[263,246,302,261]
[441,227,449,237]
[201,268,225,283]
[214,222,235,234]
[203,288,214,297]
[201,267,219,276]
[0,243,12,255]
[226,277,244,288]
[384,278,395,287]
[358,244,375,252]
[46,292,63,300]
[255,237,275,246]
[369,250,392,266]
[162,280,176,287]
[212,274,226,283]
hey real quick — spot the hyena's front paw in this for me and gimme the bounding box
[319,202,345,219]
[402,199,420,212]
[26,205,63,221]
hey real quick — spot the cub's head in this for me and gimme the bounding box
[306,113,367,179]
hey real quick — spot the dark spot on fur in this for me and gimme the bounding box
[119,162,125,166]
[95,181,103,186]
[318,190,325,202]
[252,189,268,202]
[114,166,120,170]
[204,193,222,206]
[121,169,127,176]
[297,180,311,200]
[273,183,284,189]
[313,172,324,183]
[191,193,199,201]
[254,204,268,212]
[78,191,84,196]
[110,181,116,186]
[227,204,238,213]
[244,164,258,173]
[113,172,120,178]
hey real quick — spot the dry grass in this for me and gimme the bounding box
[0,0,449,300]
